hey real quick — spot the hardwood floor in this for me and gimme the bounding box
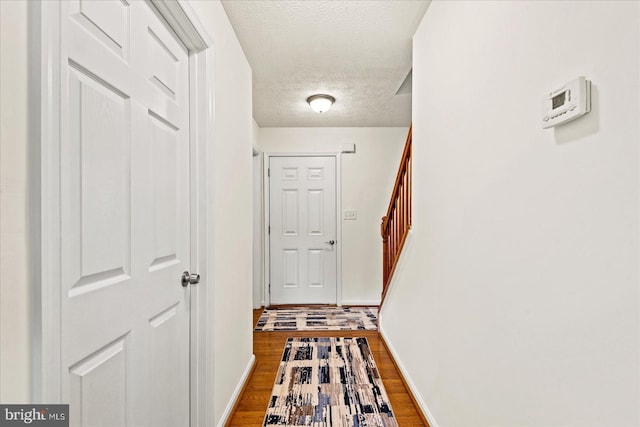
[226,308,428,426]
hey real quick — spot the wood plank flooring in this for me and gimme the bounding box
[226,308,428,426]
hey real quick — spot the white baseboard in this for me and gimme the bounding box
[216,354,256,427]
[340,300,381,306]
[378,325,439,427]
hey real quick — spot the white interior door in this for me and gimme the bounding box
[59,1,191,425]
[269,156,337,305]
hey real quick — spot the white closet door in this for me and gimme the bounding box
[60,1,191,425]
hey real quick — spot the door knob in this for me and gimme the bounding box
[181,271,200,287]
[325,240,335,245]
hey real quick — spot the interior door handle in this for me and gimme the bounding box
[181,271,200,287]
[325,240,335,245]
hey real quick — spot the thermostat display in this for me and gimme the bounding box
[542,76,591,128]
[552,91,565,109]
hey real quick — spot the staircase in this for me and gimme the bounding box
[380,126,412,305]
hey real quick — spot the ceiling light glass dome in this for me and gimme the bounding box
[307,94,335,113]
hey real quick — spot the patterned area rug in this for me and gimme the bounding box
[263,337,397,427]
[254,307,378,332]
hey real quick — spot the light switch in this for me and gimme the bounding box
[344,211,357,220]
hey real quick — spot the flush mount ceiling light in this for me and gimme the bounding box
[307,94,335,113]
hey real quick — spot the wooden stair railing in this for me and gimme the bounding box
[381,126,412,305]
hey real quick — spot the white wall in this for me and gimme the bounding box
[381,2,639,426]
[258,127,408,305]
[0,0,30,403]
[187,1,254,425]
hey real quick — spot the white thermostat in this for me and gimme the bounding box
[541,76,591,128]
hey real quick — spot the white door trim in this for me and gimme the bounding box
[28,2,216,425]
[263,152,343,307]
[252,147,264,309]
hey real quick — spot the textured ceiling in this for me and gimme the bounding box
[221,0,430,127]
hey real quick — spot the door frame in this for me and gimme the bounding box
[263,153,343,307]
[252,147,264,309]
[28,1,216,425]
